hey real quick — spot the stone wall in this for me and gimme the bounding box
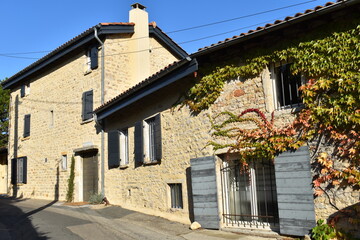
[103,67,359,227]
[6,33,180,202]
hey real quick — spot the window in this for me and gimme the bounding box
[61,155,67,171]
[107,128,129,169]
[82,90,93,121]
[119,129,129,166]
[85,45,98,72]
[274,63,304,109]
[169,183,183,209]
[23,114,31,138]
[135,114,162,164]
[11,157,27,184]
[222,159,278,227]
[20,82,30,98]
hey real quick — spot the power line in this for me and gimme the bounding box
[0,0,320,59]
[167,0,318,34]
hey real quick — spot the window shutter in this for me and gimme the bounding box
[190,156,220,229]
[90,46,98,70]
[154,114,162,161]
[107,130,120,169]
[22,157,27,184]
[20,85,25,98]
[134,121,144,163]
[274,146,316,236]
[82,90,93,121]
[23,114,31,137]
[11,158,17,184]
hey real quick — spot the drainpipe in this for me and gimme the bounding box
[93,27,105,197]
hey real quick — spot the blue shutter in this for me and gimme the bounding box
[23,114,31,137]
[154,114,162,161]
[190,156,220,229]
[275,146,316,236]
[90,46,98,70]
[11,158,17,184]
[134,121,144,164]
[82,90,93,121]
[108,130,120,169]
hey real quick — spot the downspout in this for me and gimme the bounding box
[93,27,105,197]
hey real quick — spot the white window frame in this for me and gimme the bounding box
[168,183,183,209]
[119,129,129,166]
[143,117,156,162]
[61,154,67,171]
[84,49,92,73]
[271,63,306,110]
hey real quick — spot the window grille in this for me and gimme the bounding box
[275,63,303,109]
[169,183,183,209]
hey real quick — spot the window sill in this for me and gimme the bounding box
[21,137,30,141]
[275,104,304,115]
[169,207,183,212]
[119,165,129,169]
[143,160,161,166]
[84,69,92,76]
[81,118,94,125]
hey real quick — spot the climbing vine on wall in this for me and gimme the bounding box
[182,21,360,191]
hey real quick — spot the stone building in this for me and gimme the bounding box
[2,3,188,202]
[94,0,359,237]
[2,0,359,238]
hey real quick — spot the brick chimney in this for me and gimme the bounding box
[129,3,150,85]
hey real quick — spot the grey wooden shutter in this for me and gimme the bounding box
[23,114,31,137]
[275,146,316,236]
[134,121,144,163]
[190,156,220,229]
[82,90,93,121]
[22,157,27,184]
[11,158,17,184]
[108,130,120,169]
[154,114,162,161]
[20,85,25,98]
[90,46,98,70]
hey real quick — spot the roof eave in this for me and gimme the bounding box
[192,0,356,57]
[149,26,189,59]
[95,58,198,121]
[2,24,135,89]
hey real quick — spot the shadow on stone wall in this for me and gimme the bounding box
[0,196,49,239]
[328,202,360,239]
[186,167,194,223]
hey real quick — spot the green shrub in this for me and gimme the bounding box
[65,156,75,202]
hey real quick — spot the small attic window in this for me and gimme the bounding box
[85,45,98,73]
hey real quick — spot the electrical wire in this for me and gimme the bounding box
[0,0,320,60]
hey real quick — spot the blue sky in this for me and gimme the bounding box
[0,0,330,80]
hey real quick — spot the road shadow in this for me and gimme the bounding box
[0,195,49,239]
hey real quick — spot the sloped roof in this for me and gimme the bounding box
[2,22,188,89]
[193,0,357,56]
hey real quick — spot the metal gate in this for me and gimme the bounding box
[220,159,279,229]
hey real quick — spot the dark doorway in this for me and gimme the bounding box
[82,153,98,202]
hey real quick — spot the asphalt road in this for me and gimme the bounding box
[0,196,278,240]
[0,196,192,240]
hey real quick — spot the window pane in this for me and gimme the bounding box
[169,183,183,209]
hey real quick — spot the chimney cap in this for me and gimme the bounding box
[131,3,146,10]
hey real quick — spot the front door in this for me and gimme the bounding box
[82,153,98,202]
[222,159,279,229]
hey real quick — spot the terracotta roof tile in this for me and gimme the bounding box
[197,0,346,52]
